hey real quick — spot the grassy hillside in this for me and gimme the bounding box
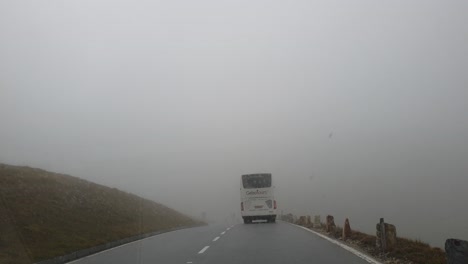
[0,163,202,264]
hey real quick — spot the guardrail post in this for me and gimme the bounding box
[380,218,387,253]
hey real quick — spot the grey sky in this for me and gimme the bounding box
[1,0,467,247]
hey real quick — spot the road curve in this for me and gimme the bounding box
[69,221,371,264]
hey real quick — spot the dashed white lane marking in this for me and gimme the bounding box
[186,262,192,264]
[227,227,231,230]
[213,236,220,242]
[221,231,226,235]
[198,246,210,254]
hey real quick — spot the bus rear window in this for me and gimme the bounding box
[242,174,272,189]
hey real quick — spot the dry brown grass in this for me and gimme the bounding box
[0,164,203,264]
[391,237,446,264]
[349,230,445,264]
[350,230,377,247]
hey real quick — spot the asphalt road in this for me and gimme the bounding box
[69,221,371,264]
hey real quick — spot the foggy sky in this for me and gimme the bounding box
[1,0,467,247]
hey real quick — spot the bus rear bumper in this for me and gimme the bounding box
[242,214,276,223]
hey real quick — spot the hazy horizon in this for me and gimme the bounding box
[1,0,467,248]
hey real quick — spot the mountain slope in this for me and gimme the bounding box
[0,163,202,263]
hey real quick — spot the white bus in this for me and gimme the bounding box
[240,173,277,224]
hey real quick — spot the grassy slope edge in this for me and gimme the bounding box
[0,163,203,264]
[300,222,446,264]
[348,230,446,264]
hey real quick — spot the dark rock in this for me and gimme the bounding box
[297,216,307,226]
[326,215,336,233]
[446,238,468,264]
[342,218,351,240]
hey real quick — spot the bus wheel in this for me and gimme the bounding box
[243,218,250,224]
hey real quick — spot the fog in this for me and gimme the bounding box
[1,0,467,248]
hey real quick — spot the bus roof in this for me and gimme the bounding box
[242,173,271,176]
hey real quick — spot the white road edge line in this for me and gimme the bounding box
[290,223,383,264]
[221,231,226,235]
[66,228,188,264]
[213,236,220,242]
[198,246,210,254]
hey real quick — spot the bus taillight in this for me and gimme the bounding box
[273,200,277,210]
[241,202,244,211]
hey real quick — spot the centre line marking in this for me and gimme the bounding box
[198,246,210,254]
[221,231,226,235]
[213,236,220,242]
[227,228,230,230]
